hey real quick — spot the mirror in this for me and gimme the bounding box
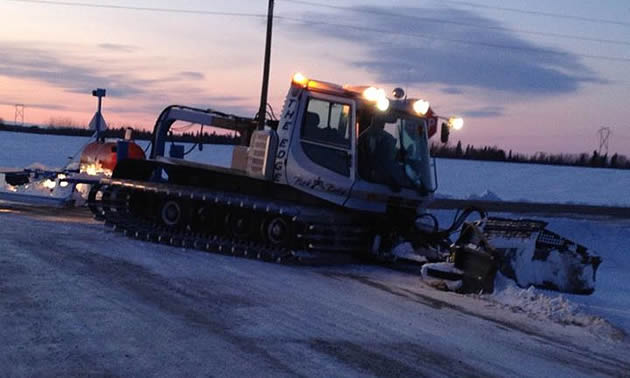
[440,122,450,144]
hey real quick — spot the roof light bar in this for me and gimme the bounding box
[292,72,309,87]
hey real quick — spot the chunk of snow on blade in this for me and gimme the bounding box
[468,190,502,201]
[391,242,429,263]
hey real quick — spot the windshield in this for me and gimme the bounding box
[358,115,435,193]
[384,117,435,192]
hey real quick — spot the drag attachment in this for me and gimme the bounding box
[484,218,602,295]
[421,217,602,295]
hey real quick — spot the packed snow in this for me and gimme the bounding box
[0,208,628,376]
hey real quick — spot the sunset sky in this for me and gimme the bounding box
[1,0,628,154]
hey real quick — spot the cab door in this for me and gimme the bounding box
[286,92,356,206]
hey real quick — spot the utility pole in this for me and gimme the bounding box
[14,104,24,126]
[257,0,274,131]
[597,127,611,155]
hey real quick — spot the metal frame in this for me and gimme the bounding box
[149,105,257,159]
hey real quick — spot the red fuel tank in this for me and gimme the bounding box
[79,141,145,175]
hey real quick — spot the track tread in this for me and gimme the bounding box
[89,179,370,265]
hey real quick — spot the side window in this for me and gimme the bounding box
[302,98,351,148]
[301,98,352,176]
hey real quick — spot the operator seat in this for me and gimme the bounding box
[358,122,402,191]
[303,111,321,141]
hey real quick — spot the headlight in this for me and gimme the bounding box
[363,87,380,101]
[364,87,389,111]
[376,97,390,111]
[413,100,430,115]
[449,117,464,130]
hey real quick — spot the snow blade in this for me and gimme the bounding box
[483,218,602,295]
[420,217,601,295]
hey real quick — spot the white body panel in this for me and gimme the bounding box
[272,87,302,186]
[284,91,356,206]
[346,179,433,213]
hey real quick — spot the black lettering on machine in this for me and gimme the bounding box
[273,95,299,183]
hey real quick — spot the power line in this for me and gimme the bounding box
[6,0,630,63]
[439,0,630,27]
[276,15,630,63]
[281,0,630,46]
[4,0,268,18]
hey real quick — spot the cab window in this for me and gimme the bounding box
[301,98,352,176]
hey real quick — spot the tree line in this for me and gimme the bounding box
[431,141,630,169]
[0,121,240,145]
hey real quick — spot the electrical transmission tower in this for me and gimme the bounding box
[597,127,612,155]
[14,104,25,126]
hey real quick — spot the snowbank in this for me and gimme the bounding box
[489,274,625,340]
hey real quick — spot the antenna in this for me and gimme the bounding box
[14,104,24,125]
[597,127,612,155]
[404,67,411,100]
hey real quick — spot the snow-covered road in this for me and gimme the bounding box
[0,207,628,377]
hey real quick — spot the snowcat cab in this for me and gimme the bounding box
[265,74,447,215]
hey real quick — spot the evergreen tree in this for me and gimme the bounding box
[611,153,619,168]
[455,141,463,157]
[589,150,600,167]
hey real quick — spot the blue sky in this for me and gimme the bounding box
[0,0,628,154]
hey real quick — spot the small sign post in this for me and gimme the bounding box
[91,88,107,142]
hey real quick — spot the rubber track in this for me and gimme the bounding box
[88,179,372,265]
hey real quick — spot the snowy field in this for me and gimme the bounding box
[1,130,630,206]
[0,208,628,376]
[435,158,630,207]
[0,131,233,171]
